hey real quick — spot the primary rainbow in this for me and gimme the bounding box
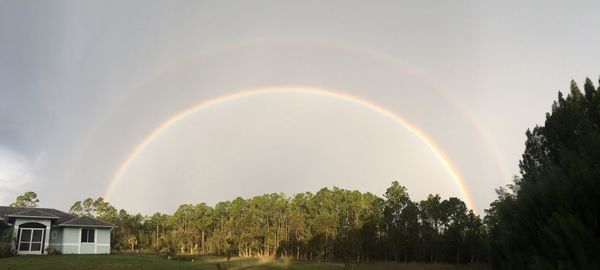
[104,86,476,210]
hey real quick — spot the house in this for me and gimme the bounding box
[0,206,114,255]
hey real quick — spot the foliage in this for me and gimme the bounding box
[486,78,600,269]
[68,197,117,221]
[69,182,486,264]
[9,191,39,208]
[0,243,6,256]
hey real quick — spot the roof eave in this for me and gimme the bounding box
[58,224,115,228]
[6,215,59,219]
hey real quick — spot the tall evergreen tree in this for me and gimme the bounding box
[488,78,600,269]
[383,181,414,262]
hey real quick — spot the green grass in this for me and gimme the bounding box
[0,254,490,270]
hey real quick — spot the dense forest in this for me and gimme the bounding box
[67,182,487,264]
[7,77,600,269]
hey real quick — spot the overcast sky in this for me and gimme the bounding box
[1,1,599,214]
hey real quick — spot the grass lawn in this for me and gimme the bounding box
[0,254,490,270]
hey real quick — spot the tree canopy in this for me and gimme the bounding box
[486,78,600,269]
[72,182,486,264]
[9,191,39,208]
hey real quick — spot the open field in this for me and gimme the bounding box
[0,255,490,270]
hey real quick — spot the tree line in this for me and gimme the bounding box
[66,182,487,264]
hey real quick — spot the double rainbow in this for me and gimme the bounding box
[103,86,475,210]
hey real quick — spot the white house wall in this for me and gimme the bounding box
[60,227,111,254]
[60,227,80,254]
[95,228,111,254]
[48,227,63,253]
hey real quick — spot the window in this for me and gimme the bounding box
[81,228,95,243]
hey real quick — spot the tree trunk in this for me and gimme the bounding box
[456,247,460,264]
[156,223,159,251]
[200,230,206,254]
[470,247,474,264]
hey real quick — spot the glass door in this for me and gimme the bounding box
[18,228,44,254]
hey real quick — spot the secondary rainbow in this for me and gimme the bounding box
[104,86,476,210]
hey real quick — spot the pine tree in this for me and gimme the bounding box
[488,77,600,269]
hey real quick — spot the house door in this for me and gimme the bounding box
[18,228,45,255]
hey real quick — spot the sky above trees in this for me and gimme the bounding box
[1,1,599,213]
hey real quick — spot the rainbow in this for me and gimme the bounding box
[104,86,476,210]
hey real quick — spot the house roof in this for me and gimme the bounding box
[7,209,60,219]
[59,215,114,228]
[0,206,114,227]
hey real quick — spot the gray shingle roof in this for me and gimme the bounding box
[7,208,59,219]
[0,206,114,227]
[59,215,114,228]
